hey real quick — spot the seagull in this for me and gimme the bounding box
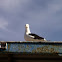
[24,24,47,42]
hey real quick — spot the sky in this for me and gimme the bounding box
[0,0,62,41]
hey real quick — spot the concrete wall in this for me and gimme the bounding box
[0,41,62,62]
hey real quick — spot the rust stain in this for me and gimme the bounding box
[49,48,54,52]
[8,44,10,51]
[26,45,32,49]
[32,46,57,53]
[18,46,21,51]
[26,45,29,48]
[32,49,37,53]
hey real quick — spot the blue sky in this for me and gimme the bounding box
[0,0,62,41]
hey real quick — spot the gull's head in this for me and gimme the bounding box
[25,24,31,33]
[25,24,29,28]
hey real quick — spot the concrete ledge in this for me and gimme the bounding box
[0,41,62,43]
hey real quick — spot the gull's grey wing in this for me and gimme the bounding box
[29,33,44,39]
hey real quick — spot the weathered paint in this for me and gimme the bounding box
[0,41,62,56]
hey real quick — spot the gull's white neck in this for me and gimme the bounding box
[25,27,31,34]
